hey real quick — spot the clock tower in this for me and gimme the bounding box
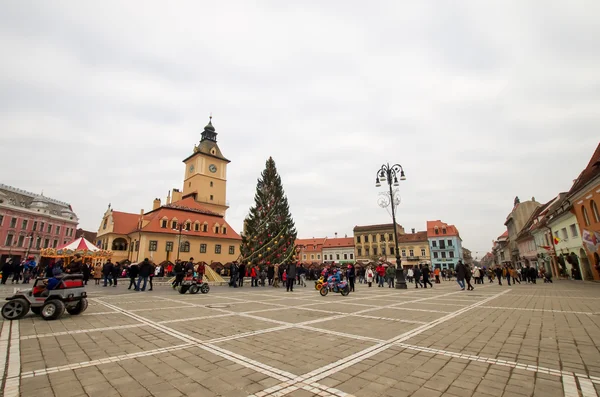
[181,117,230,216]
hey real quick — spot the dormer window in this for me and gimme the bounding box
[223,227,227,235]
[171,220,177,229]
[161,219,167,228]
[202,224,208,232]
[442,228,447,234]
[185,222,191,231]
[434,227,439,235]
[215,226,220,234]
[194,223,199,231]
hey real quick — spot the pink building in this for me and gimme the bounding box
[0,184,78,265]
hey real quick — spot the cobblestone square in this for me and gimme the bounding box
[1,281,600,396]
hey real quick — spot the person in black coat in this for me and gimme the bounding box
[286,262,297,292]
[238,263,246,287]
[102,260,114,287]
[422,264,433,288]
[455,260,466,290]
[128,263,139,290]
[82,261,91,285]
[136,259,152,291]
[267,264,275,286]
[347,264,356,292]
[413,265,423,288]
[465,264,474,291]
[111,261,121,287]
[1,259,12,285]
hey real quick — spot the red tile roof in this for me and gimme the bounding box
[296,238,326,252]
[568,142,600,196]
[111,211,141,234]
[497,230,508,239]
[141,207,241,240]
[323,237,354,248]
[397,231,428,243]
[426,220,459,238]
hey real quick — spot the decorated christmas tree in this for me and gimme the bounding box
[241,157,297,265]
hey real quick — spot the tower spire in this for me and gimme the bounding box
[201,115,217,142]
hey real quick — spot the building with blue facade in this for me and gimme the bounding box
[427,220,463,270]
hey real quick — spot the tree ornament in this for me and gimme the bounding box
[258,254,262,258]
[267,247,271,251]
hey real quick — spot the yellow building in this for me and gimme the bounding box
[353,223,405,263]
[96,118,242,265]
[397,230,431,266]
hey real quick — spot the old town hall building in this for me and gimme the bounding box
[96,118,241,265]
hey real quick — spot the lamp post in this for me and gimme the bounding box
[173,222,186,261]
[376,163,407,289]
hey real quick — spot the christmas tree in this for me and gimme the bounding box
[241,157,297,265]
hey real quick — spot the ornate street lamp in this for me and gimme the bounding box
[173,222,186,261]
[375,163,407,289]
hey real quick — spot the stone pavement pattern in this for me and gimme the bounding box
[1,280,600,396]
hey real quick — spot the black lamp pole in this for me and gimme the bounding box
[376,163,407,289]
[174,222,184,261]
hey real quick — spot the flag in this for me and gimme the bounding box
[553,236,560,245]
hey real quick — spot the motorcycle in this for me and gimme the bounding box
[319,277,350,297]
[314,276,325,290]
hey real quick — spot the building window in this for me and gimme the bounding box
[311,254,315,260]
[442,228,447,234]
[317,254,321,260]
[166,242,173,252]
[439,240,446,249]
[390,247,394,255]
[202,224,208,232]
[434,227,439,234]
[194,223,199,231]
[161,220,167,228]
[5,234,14,246]
[303,254,307,260]
[447,240,452,246]
[561,228,568,240]
[103,218,108,229]
[592,200,600,223]
[172,221,177,229]
[364,235,369,243]
[401,249,406,257]
[356,236,361,243]
[44,239,49,248]
[32,221,37,231]
[135,241,139,251]
[409,249,414,256]
[223,227,227,235]
[432,241,437,248]
[570,224,579,238]
[582,206,590,226]
[56,226,60,235]
[344,253,348,260]
[373,247,378,256]
[210,181,213,187]
[433,252,439,259]
[229,245,235,254]
[388,233,393,241]
[441,252,447,259]
[365,247,369,255]
[449,251,454,258]
[382,247,386,256]
[17,235,25,247]
[215,244,221,254]
[149,241,158,251]
[200,244,207,253]
[380,234,385,241]
[357,249,362,256]
[36,238,41,249]
[21,220,28,230]
[210,195,214,201]
[185,222,191,231]
[421,248,426,256]
[47,224,52,233]
[336,253,340,260]
[215,226,220,234]
[10,217,17,228]
[0,215,3,226]
[53,239,58,248]
[350,253,354,259]
[181,241,190,252]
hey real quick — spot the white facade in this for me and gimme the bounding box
[547,210,588,279]
[322,246,355,263]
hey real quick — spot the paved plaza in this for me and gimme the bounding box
[1,280,600,397]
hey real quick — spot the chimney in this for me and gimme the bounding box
[153,198,161,210]
[412,228,415,234]
[172,188,182,203]
[166,190,171,205]
[335,232,338,238]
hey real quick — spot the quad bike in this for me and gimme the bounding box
[2,275,88,321]
[178,274,210,295]
[314,276,325,290]
[319,276,350,297]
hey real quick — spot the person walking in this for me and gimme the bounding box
[465,264,475,291]
[347,264,356,292]
[494,266,503,285]
[434,267,441,284]
[267,264,275,286]
[111,261,121,287]
[250,265,258,287]
[422,264,433,288]
[455,260,466,290]
[1,259,13,285]
[128,262,139,290]
[413,265,423,288]
[228,262,238,288]
[298,264,307,287]
[172,260,184,289]
[102,259,114,287]
[286,262,297,292]
[376,263,386,287]
[93,262,102,285]
[136,258,152,291]
[238,262,246,287]
[366,266,374,287]
[407,267,414,283]
[385,264,395,288]
[82,260,91,285]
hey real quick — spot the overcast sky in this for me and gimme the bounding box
[1,1,599,258]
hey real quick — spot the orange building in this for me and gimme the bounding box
[568,143,600,280]
[95,118,242,265]
[295,238,326,263]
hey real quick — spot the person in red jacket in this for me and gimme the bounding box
[376,264,386,287]
[250,265,258,287]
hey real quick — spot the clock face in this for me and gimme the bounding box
[189,164,194,173]
[209,164,217,173]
